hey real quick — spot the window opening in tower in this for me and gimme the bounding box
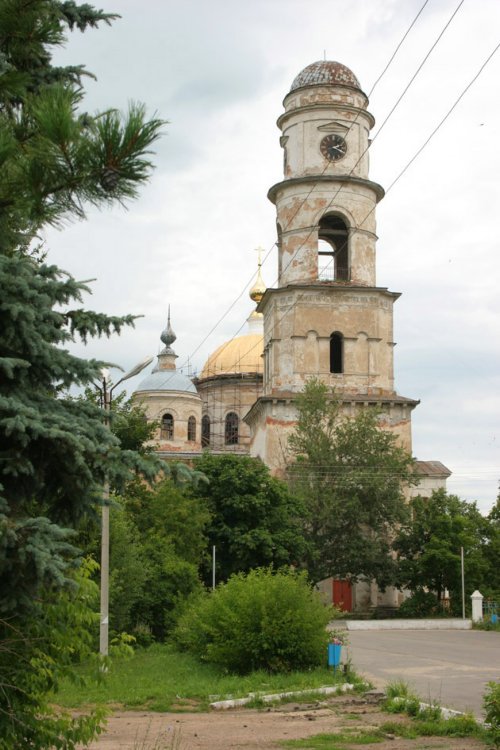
[318,215,349,281]
[330,332,343,374]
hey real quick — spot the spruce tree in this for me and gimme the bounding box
[0,2,166,746]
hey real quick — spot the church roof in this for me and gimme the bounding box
[414,460,451,478]
[290,60,361,92]
[199,333,263,379]
[134,369,197,394]
[134,308,198,395]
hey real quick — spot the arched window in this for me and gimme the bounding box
[187,416,196,442]
[330,332,343,374]
[201,415,210,447]
[318,215,349,281]
[225,412,239,445]
[160,413,174,440]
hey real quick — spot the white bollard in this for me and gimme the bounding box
[470,590,483,623]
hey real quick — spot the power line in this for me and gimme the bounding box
[366,0,431,97]
[371,0,465,144]
[384,39,500,194]
[354,38,500,231]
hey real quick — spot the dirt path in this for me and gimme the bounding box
[80,693,485,749]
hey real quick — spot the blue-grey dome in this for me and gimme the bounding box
[135,369,197,394]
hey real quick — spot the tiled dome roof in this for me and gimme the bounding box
[290,61,361,92]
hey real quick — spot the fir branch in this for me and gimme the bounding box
[57,1,119,31]
[65,309,138,342]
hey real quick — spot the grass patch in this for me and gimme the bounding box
[282,682,487,750]
[473,620,500,632]
[281,715,485,749]
[380,715,483,738]
[51,643,347,712]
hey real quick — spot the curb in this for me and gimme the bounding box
[345,618,472,631]
[210,682,362,710]
[210,686,485,726]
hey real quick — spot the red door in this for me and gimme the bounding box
[332,579,352,612]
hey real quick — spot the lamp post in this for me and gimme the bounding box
[97,356,153,658]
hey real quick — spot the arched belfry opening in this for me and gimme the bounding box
[330,332,343,374]
[318,215,349,281]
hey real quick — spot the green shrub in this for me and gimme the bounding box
[172,568,332,674]
[397,590,439,618]
[484,681,500,748]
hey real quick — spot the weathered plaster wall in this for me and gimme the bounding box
[133,390,202,453]
[261,286,400,397]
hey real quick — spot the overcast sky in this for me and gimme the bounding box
[46,0,500,513]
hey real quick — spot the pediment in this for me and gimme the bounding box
[317,121,349,134]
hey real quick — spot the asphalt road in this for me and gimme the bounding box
[346,629,500,717]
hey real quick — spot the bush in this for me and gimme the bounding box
[484,681,500,748]
[172,568,332,674]
[398,590,440,618]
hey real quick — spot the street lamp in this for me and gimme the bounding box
[95,356,154,658]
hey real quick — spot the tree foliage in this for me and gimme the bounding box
[0,560,105,750]
[483,490,500,597]
[0,256,170,615]
[108,392,158,455]
[0,0,163,253]
[0,1,165,745]
[287,378,415,586]
[104,479,209,641]
[192,453,307,586]
[394,489,492,605]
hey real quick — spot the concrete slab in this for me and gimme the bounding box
[346,618,472,630]
[346,629,500,717]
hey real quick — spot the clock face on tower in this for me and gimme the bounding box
[320,134,347,161]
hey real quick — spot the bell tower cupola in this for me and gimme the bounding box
[270,60,383,287]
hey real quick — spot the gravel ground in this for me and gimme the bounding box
[78,692,486,749]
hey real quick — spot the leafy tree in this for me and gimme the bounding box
[0,1,165,745]
[104,479,210,640]
[394,489,491,607]
[287,378,415,586]
[93,389,159,455]
[192,453,307,586]
[0,560,105,750]
[483,490,500,598]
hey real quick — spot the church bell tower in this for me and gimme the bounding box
[246,60,418,472]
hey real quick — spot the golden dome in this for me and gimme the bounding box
[199,333,263,379]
